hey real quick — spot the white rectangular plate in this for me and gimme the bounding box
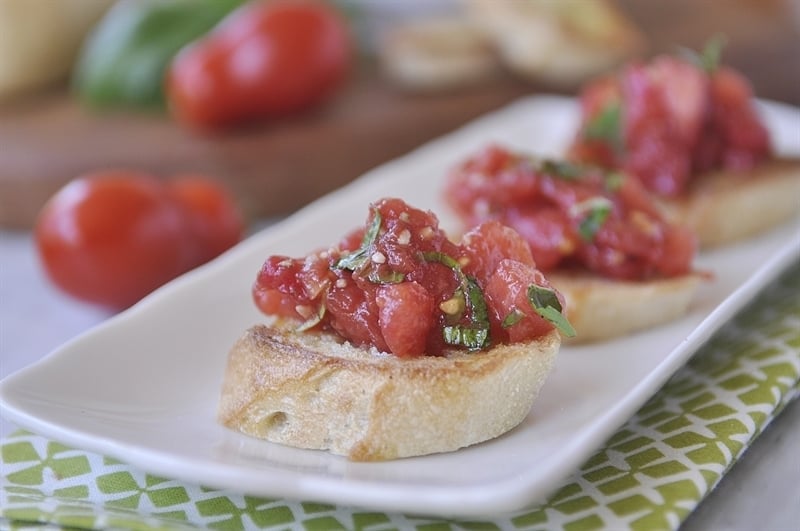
[1,97,799,517]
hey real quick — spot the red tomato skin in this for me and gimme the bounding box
[376,282,435,357]
[446,145,697,280]
[570,54,772,196]
[485,259,559,344]
[167,176,244,263]
[167,0,351,130]
[34,172,193,310]
[252,198,565,357]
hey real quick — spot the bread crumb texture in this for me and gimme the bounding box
[218,324,561,460]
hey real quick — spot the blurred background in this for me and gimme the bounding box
[0,0,798,230]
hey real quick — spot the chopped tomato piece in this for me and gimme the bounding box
[252,198,569,356]
[485,259,560,344]
[445,145,696,280]
[570,49,772,196]
[376,282,435,357]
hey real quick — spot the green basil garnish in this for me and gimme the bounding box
[421,251,491,350]
[420,250,461,270]
[443,325,490,351]
[540,159,585,181]
[367,269,405,284]
[571,197,613,241]
[333,209,382,271]
[604,171,626,192]
[583,101,622,152]
[501,309,524,328]
[464,276,489,326]
[680,34,727,74]
[527,285,576,337]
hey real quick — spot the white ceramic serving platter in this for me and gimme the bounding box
[1,97,799,518]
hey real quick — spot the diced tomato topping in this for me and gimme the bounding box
[708,67,771,169]
[325,277,389,353]
[485,259,560,344]
[252,198,567,357]
[460,220,535,280]
[570,52,772,196]
[376,282,435,357]
[444,145,696,280]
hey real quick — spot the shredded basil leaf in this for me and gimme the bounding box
[528,284,563,313]
[333,209,382,271]
[536,306,576,337]
[443,325,490,351]
[421,251,491,350]
[527,284,576,337]
[583,101,622,151]
[604,171,626,192]
[578,205,611,241]
[420,250,460,270]
[540,159,585,181]
[701,35,727,73]
[367,269,405,284]
[501,308,524,328]
[464,276,489,325]
[679,34,727,74]
[444,276,491,349]
[570,197,613,241]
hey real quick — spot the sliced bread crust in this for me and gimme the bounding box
[379,17,499,92]
[548,272,703,343]
[661,158,800,248]
[218,323,561,461]
[463,0,643,86]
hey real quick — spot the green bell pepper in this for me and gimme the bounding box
[73,0,244,109]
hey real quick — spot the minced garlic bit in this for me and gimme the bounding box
[399,211,410,222]
[439,296,465,316]
[277,258,293,267]
[397,229,411,245]
[557,238,576,254]
[457,256,471,268]
[607,249,624,265]
[371,251,387,264]
[630,210,660,237]
[335,278,348,288]
[473,199,490,218]
[419,227,435,240]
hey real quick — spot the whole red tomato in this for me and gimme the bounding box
[167,0,351,130]
[167,175,245,264]
[35,171,244,310]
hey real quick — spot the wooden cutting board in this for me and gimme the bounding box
[1,0,796,229]
[0,68,534,229]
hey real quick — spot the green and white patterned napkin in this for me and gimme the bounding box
[2,263,798,530]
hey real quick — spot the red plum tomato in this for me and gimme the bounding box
[167,0,351,130]
[35,171,243,310]
[167,175,245,263]
[35,171,194,310]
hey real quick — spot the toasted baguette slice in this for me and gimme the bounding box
[548,272,703,344]
[463,0,644,86]
[660,158,800,248]
[379,17,499,92]
[218,322,561,461]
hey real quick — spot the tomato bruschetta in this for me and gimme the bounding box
[444,144,703,342]
[569,42,800,247]
[219,198,570,460]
